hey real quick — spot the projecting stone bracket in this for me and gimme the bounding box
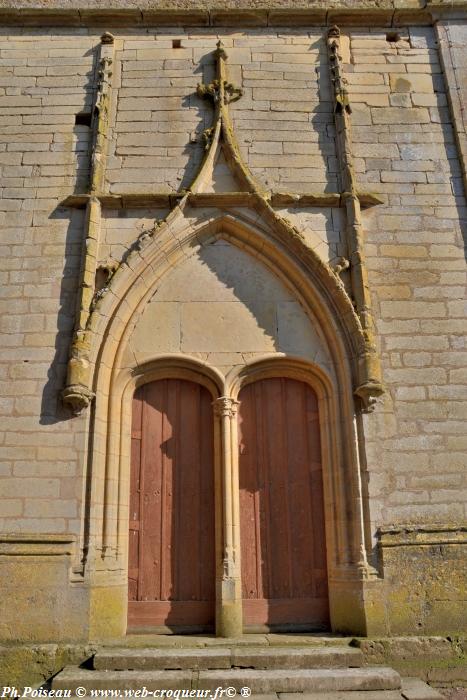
[354,380,385,412]
[61,383,95,416]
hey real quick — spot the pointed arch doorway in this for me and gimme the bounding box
[238,377,329,630]
[127,378,215,631]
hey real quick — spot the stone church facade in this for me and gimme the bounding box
[0,0,466,651]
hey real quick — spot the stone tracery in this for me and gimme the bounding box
[61,33,385,416]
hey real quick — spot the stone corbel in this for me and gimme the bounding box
[61,383,95,416]
[354,380,385,412]
[61,331,95,415]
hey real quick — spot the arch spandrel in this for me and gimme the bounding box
[88,208,357,401]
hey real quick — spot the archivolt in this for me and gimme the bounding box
[81,209,372,583]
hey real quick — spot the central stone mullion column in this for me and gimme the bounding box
[213,396,242,637]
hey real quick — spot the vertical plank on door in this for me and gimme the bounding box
[239,377,329,628]
[238,380,260,600]
[128,378,215,629]
[128,386,143,602]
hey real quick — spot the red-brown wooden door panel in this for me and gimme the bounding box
[238,377,329,629]
[128,379,215,630]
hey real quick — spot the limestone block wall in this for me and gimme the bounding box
[343,26,467,526]
[0,16,466,641]
[341,24,467,633]
[0,31,97,538]
[105,30,334,194]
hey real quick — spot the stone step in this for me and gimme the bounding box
[53,690,443,700]
[279,693,404,700]
[53,666,401,693]
[94,645,364,671]
[400,677,445,700]
[198,669,401,693]
[57,695,405,700]
[105,634,355,649]
[277,680,445,700]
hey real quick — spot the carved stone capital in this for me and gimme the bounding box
[213,396,239,419]
[62,384,95,416]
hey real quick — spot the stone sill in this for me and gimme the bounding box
[0,533,76,556]
[377,523,467,547]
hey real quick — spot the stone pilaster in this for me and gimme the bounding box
[327,25,384,412]
[62,33,115,415]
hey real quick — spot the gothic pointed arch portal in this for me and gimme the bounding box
[79,213,382,636]
[60,35,386,639]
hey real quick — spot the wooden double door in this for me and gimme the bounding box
[128,376,328,631]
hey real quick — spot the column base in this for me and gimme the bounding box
[329,575,387,636]
[216,577,243,637]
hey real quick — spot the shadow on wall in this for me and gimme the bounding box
[40,207,86,426]
[196,239,281,352]
[195,238,331,365]
[39,45,100,426]
[178,54,212,192]
[124,236,331,368]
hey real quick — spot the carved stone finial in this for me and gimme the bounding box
[197,78,243,105]
[101,32,114,45]
[62,384,95,416]
[215,39,227,60]
[331,256,350,276]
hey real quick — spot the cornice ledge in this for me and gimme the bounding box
[61,190,383,210]
[0,533,77,556]
[0,2,466,27]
